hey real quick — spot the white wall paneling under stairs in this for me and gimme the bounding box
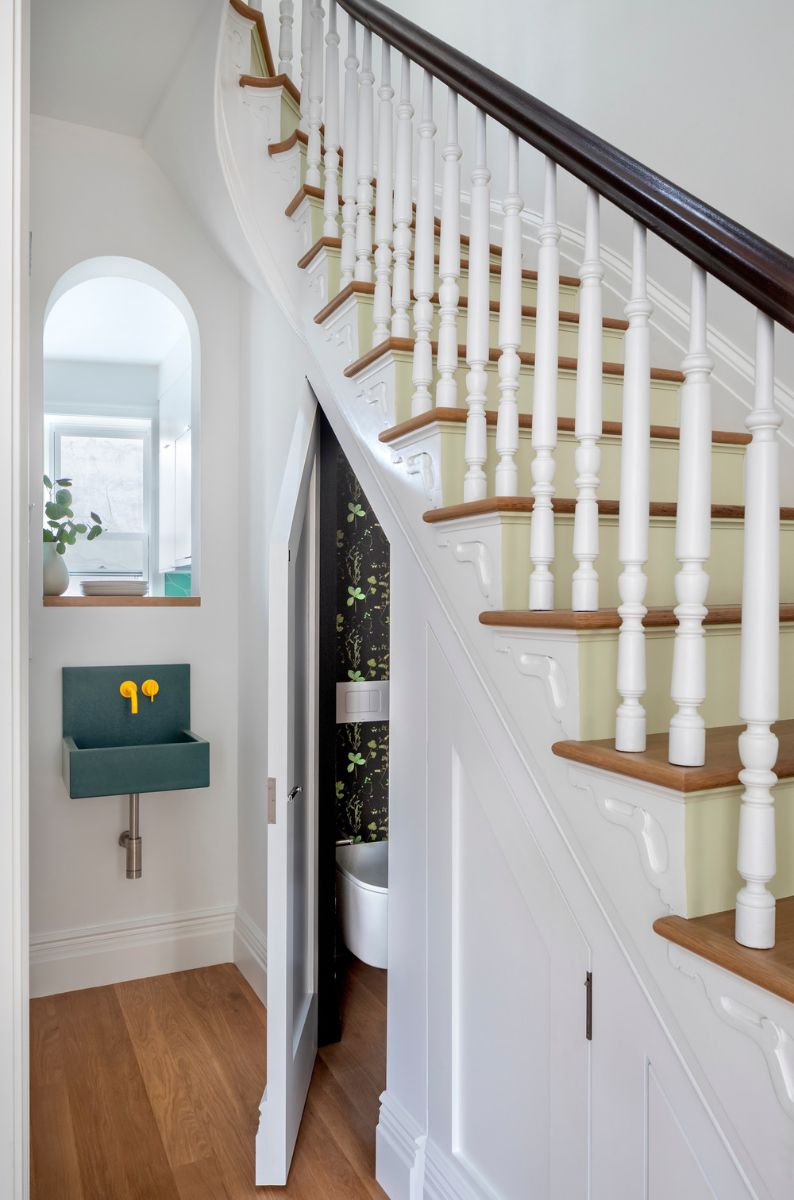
[209,2,794,1195]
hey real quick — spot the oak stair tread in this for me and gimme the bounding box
[269,128,309,158]
[422,497,794,523]
[480,603,794,632]
[344,337,684,381]
[296,234,580,287]
[379,407,751,447]
[551,719,794,793]
[653,898,794,1005]
[239,71,300,105]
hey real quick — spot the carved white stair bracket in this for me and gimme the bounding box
[434,531,494,602]
[668,943,794,1122]
[493,635,570,732]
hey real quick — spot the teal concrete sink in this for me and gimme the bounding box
[62,664,210,799]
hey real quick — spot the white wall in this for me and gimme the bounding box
[28,114,243,995]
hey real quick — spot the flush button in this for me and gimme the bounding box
[336,680,390,724]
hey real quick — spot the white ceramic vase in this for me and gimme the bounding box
[43,542,69,596]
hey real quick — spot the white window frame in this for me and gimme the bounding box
[45,414,153,579]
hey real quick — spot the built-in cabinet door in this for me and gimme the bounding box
[426,634,591,1198]
[256,406,319,1186]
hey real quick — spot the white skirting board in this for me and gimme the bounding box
[376,1092,427,1200]
[29,905,236,997]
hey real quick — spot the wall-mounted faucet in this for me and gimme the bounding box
[141,678,159,703]
[119,679,138,714]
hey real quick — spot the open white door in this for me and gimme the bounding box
[256,406,319,1185]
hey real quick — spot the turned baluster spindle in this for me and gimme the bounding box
[372,42,394,343]
[340,16,359,288]
[299,0,312,127]
[322,0,340,237]
[391,55,413,339]
[735,313,781,950]
[463,109,491,497]
[410,70,436,415]
[572,188,604,610]
[615,222,652,751]
[278,1,295,78]
[494,132,522,494]
[436,89,461,408]
[305,0,325,188]
[354,29,375,282]
[668,266,713,766]
[529,158,560,607]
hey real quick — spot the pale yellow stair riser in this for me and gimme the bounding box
[684,779,794,918]
[400,423,744,508]
[302,243,581,312]
[447,510,794,609]
[372,348,680,425]
[320,288,625,361]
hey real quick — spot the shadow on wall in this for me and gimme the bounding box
[334,448,390,843]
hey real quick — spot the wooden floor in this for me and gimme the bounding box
[30,957,388,1199]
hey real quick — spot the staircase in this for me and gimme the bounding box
[215,1,794,1195]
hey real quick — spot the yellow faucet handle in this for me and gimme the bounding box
[141,679,159,703]
[119,680,139,715]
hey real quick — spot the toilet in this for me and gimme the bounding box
[335,840,388,969]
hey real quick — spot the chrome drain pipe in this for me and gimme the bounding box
[119,793,142,879]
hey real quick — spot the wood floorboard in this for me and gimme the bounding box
[31,961,387,1199]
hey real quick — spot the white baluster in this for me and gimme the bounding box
[278,0,294,78]
[495,132,522,494]
[572,188,603,610]
[305,0,324,188]
[668,266,713,766]
[463,109,491,496]
[529,158,560,607]
[322,0,340,237]
[410,70,435,415]
[391,56,413,339]
[615,222,652,751]
[354,29,374,283]
[340,16,358,288]
[299,0,311,128]
[436,89,461,408]
[373,42,394,343]
[736,313,780,949]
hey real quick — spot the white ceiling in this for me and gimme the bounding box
[31,0,209,137]
[44,277,189,364]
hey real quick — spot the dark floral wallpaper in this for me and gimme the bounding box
[335,449,390,843]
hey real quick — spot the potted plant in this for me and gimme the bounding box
[42,475,104,596]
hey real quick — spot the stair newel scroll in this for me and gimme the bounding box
[528,158,560,607]
[299,0,311,127]
[322,0,340,237]
[410,70,436,416]
[494,131,522,495]
[571,188,604,609]
[735,313,781,950]
[354,28,375,282]
[462,109,491,498]
[278,1,294,78]
[340,15,358,287]
[391,55,413,339]
[305,0,325,188]
[668,266,713,766]
[615,222,652,751]
[436,88,461,408]
[372,41,393,343]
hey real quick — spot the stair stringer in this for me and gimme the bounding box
[198,7,794,1196]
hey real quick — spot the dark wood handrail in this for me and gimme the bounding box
[337,0,794,334]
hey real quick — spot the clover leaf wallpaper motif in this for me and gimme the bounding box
[335,448,390,843]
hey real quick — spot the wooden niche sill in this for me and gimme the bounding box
[43,596,201,608]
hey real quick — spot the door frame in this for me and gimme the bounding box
[1,1,29,1197]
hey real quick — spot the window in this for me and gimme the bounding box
[46,415,152,578]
